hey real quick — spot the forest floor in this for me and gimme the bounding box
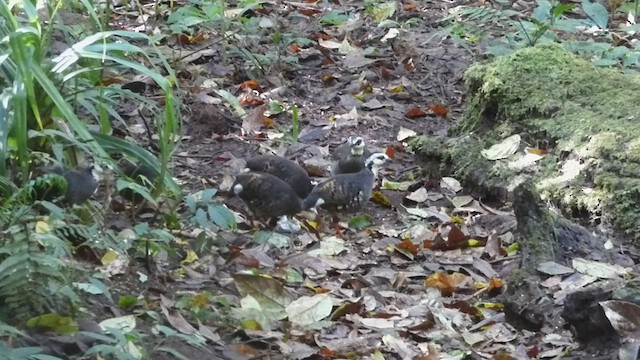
[57,0,633,359]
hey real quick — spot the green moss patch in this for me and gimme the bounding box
[412,44,640,239]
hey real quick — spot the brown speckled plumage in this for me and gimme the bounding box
[245,155,312,198]
[303,153,388,215]
[232,172,302,220]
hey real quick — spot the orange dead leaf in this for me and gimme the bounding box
[239,94,265,107]
[319,347,339,358]
[262,116,274,128]
[405,107,427,119]
[240,80,261,91]
[487,277,504,295]
[425,272,471,296]
[396,239,419,255]
[525,147,548,155]
[289,43,301,52]
[427,104,448,117]
[100,77,123,86]
[385,144,396,158]
[297,8,320,16]
[403,3,417,10]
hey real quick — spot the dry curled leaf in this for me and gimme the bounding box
[371,190,393,207]
[427,104,448,117]
[404,107,427,119]
[425,272,471,296]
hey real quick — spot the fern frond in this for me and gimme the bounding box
[6,173,68,206]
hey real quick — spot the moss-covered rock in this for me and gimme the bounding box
[412,44,640,240]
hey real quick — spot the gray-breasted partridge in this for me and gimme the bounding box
[51,165,102,205]
[303,153,388,233]
[244,155,312,198]
[231,172,302,223]
[330,136,372,175]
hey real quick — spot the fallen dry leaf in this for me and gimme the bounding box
[425,272,471,296]
[427,104,448,117]
[397,127,417,141]
[371,190,393,207]
[404,107,427,118]
[406,187,428,203]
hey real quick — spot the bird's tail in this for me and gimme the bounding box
[301,193,320,210]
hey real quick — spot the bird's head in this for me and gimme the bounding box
[365,153,389,176]
[87,164,105,182]
[232,181,244,195]
[348,136,366,156]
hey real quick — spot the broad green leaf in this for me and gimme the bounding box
[348,214,373,229]
[116,179,157,205]
[371,2,396,23]
[532,0,552,21]
[581,0,608,29]
[320,11,352,25]
[233,273,293,321]
[208,204,237,230]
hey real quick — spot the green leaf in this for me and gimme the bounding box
[233,273,293,321]
[532,0,551,21]
[252,231,290,248]
[195,208,208,227]
[320,11,352,25]
[116,179,157,205]
[208,204,237,230]
[118,295,139,309]
[552,4,575,17]
[348,214,373,229]
[216,89,246,117]
[370,2,396,23]
[185,194,197,212]
[581,0,608,29]
[26,314,79,335]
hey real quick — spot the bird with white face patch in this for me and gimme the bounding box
[231,172,303,227]
[330,136,372,175]
[303,152,389,233]
[50,164,103,205]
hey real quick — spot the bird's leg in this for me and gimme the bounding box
[331,214,344,238]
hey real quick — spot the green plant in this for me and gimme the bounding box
[176,292,215,323]
[443,0,640,67]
